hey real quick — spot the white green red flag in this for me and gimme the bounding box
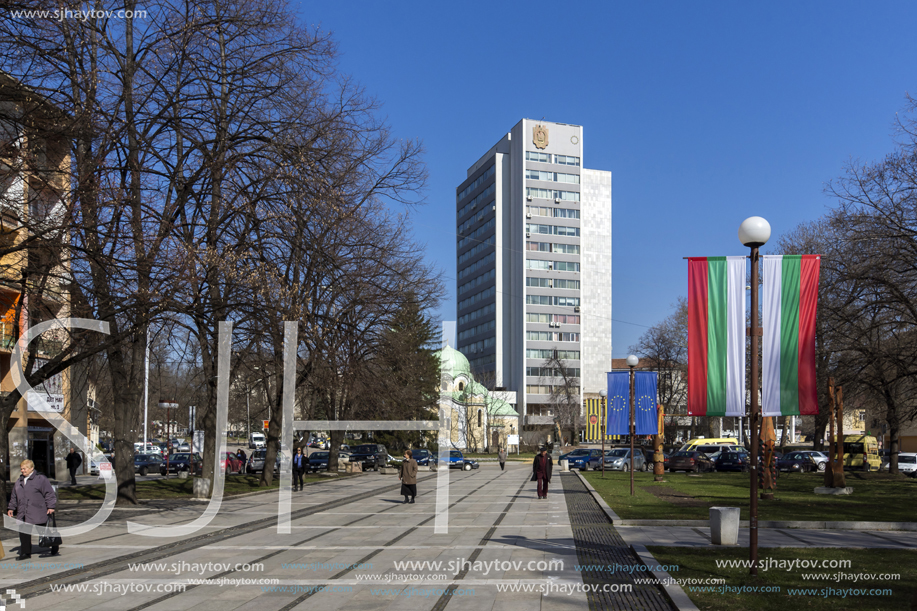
[687,257,746,417]
[762,255,820,416]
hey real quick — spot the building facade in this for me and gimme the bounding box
[455,119,611,429]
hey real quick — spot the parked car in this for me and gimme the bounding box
[89,455,105,476]
[447,450,479,471]
[694,444,734,458]
[715,451,749,472]
[348,444,388,472]
[585,450,614,470]
[307,451,330,472]
[134,442,162,456]
[178,443,191,452]
[898,453,917,476]
[134,453,164,477]
[601,448,648,472]
[561,448,604,470]
[668,451,715,473]
[222,452,244,475]
[411,449,437,466]
[246,449,283,474]
[793,450,828,472]
[161,452,203,475]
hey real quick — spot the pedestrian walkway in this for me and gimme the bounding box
[1,464,618,610]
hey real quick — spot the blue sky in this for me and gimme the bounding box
[293,1,917,357]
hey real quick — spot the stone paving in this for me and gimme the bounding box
[1,464,597,611]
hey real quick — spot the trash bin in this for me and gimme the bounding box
[709,507,740,545]
[560,459,569,472]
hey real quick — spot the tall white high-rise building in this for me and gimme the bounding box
[455,119,611,426]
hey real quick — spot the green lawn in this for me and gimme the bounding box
[580,470,917,522]
[647,547,917,611]
[56,474,336,501]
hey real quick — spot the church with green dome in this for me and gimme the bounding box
[438,344,520,451]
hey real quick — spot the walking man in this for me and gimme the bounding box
[399,450,418,504]
[65,448,82,485]
[532,447,553,499]
[292,447,305,491]
[498,446,507,471]
[8,459,58,560]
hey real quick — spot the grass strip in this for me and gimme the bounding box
[647,546,917,611]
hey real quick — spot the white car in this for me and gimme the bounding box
[134,442,162,456]
[890,453,917,476]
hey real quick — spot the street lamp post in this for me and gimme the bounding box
[627,354,639,496]
[599,390,607,478]
[739,216,770,577]
[158,400,178,478]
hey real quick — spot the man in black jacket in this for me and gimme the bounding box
[65,448,82,485]
[532,448,553,499]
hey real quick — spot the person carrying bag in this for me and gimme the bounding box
[7,459,59,559]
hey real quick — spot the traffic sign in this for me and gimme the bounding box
[263,420,270,430]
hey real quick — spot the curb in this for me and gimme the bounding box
[631,543,700,611]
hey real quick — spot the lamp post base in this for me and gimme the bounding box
[760,492,774,501]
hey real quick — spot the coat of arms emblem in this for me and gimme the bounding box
[533,124,549,149]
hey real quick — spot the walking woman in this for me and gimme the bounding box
[498,446,507,471]
[399,450,418,504]
[8,459,58,559]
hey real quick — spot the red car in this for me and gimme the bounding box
[222,452,244,475]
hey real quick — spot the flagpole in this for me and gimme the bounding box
[739,216,770,578]
[626,354,639,496]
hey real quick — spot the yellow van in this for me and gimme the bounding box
[840,435,881,471]
[678,438,739,453]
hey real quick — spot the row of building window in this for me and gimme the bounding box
[458,286,495,310]
[525,170,580,184]
[525,151,581,166]
[525,277,580,290]
[459,337,495,355]
[457,164,495,202]
[527,206,580,219]
[526,259,580,272]
[458,268,495,296]
[458,319,495,342]
[458,252,495,280]
[526,366,581,378]
[458,303,495,326]
[457,217,495,250]
[526,313,580,324]
[526,187,580,202]
[526,384,580,395]
[526,242,580,255]
[457,182,496,220]
[526,223,579,237]
[525,331,580,342]
[458,239,494,265]
[469,354,495,369]
[526,349,581,360]
[525,295,581,307]
[458,205,492,235]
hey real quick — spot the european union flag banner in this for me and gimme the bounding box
[606,372,630,435]
[634,371,659,435]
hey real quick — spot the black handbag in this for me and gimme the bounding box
[38,513,62,549]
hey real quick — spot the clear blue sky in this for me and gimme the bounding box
[293,1,917,357]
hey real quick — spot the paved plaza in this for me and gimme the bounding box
[0,464,613,611]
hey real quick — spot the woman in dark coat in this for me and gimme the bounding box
[7,459,58,560]
[532,448,553,499]
[399,450,418,504]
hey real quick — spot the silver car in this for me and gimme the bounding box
[602,448,648,472]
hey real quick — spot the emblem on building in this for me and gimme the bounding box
[533,124,549,149]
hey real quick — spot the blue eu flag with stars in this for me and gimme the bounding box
[634,371,659,435]
[606,371,659,436]
[606,372,629,435]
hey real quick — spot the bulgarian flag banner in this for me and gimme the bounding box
[687,257,746,417]
[762,255,820,416]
